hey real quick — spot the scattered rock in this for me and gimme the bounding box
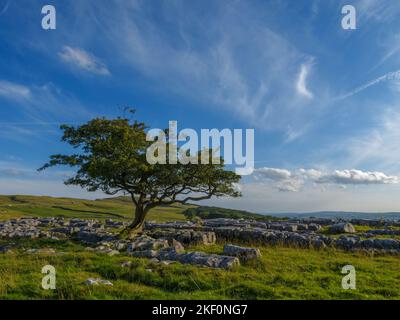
[127,236,169,252]
[85,278,113,286]
[0,216,399,257]
[130,249,159,258]
[223,244,261,261]
[149,258,160,264]
[25,248,56,255]
[85,278,98,286]
[145,229,216,245]
[92,246,120,256]
[365,229,400,236]
[308,223,322,231]
[120,261,132,267]
[170,239,185,253]
[76,231,115,244]
[328,223,356,234]
[175,251,240,269]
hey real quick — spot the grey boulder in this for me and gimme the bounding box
[223,244,261,261]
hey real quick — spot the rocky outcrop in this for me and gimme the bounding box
[127,235,169,252]
[145,229,216,245]
[364,229,400,236]
[156,248,240,269]
[76,231,116,244]
[223,244,261,261]
[105,219,125,228]
[328,223,356,234]
[145,221,198,229]
[204,226,331,249]
[1,217,399,257]
[336,236,400,251]
[123,236,239,269]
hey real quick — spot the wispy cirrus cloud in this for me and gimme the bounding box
[61,0,323,135]
[0,79,93,143]
[355,0,400,24]
[0,0,10,16]
[0,80,31,101]
[296,62,314,99]
[59,46,110,76]
[341,108,400,171]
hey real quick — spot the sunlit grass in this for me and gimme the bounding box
[0,195,399,300]
[0,238,399,300]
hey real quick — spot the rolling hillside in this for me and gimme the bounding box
[0,195,194,222]
[1,194,400,300]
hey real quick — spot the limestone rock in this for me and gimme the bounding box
[223,244,261,261]
[85,278,113,286]
[328,223,356,234]
[145,229,216,245]
[130,249,159,258]
[121,261,132,267]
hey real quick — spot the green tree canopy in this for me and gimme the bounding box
[39,115,241,237]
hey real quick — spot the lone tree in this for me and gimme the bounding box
[39,115,241,238]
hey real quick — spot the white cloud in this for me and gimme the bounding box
[254,167,292,181]
[59,46,110,76]
[276,179,303,192]
[298,168,322,180]
[296,63,313,99]
[253,167,303,192]
[0,80,31,101]
[206,181,400,213]
[252,167,400,192]
[315,169,399,185]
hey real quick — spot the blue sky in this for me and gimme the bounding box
[2,0,400,213]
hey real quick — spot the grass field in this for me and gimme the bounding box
[0,195,399,300]
[0,195,192,222]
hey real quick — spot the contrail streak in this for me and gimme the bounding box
[336,69,400,100]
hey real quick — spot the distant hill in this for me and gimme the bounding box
[269,211,400,220]
[0,195,281,222]
[2,195,399,222]
[0,195,194,222]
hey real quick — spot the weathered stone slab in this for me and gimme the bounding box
[145,229,216,245]
[223,244,261,261]
[328,223,356,234]
[126,236,169,252]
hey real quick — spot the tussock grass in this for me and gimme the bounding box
[0,238,399,300]
[0,195,192,222]
[0,195,399,300]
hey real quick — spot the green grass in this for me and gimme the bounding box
[0,195,399,300]
[1,238,399,300]
[0,195,192,222]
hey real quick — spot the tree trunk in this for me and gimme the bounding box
[121,206,148,239]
